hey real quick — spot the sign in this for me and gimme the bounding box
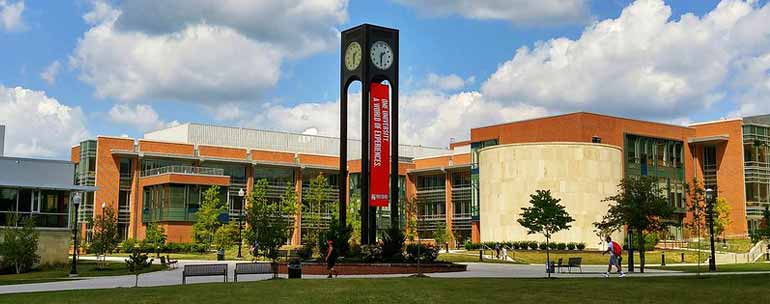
[369,82,390,207]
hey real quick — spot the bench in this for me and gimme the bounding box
[234,263,275,282]
[566,257,583,273]
[182,264,228,285]
[160,255,178,269]
[552,258,567,273]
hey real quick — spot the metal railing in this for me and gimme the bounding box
[141,165,225,177]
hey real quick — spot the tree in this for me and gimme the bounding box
[193,185,226,249]
[595,177,674,273]
[517,189,574,278]
[713,197,731,240]
[90,205,120,268]
[0,213,40,274]
[685,179,707,276]
[304,174,332,251]
[144,223,167,257]
[347,191,362,249]
[124,251,153,287]
[213,222,239,251]
[246,179,292,273]
[279,181,299,244]
[433,221,455,250]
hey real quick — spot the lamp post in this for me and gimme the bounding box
[237,188,245,259]
[705,188,717,272]
[69,192,82,277]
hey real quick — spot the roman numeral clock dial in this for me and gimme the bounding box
[370,41,393,70]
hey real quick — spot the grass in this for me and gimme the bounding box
[437,253,521,264]
[686,238,755,253]
[0,260,166,286]
[2,275,770,304]
[84,246,280,261]
[650,263,770,273]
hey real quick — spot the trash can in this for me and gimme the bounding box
[288,258,302,279]
[546,261,555,273]
[217,248,225,261]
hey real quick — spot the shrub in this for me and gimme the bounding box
[556,243,567,250]
[120,238,139,253]
[361,244,383,262]
[503,241,513,249]
[405,243,439,263]
[548,242,558,250]
[539,242,548,250]
[464,241,474,251]
[576,243,586,250]
[0,214,40,274]
[529,241,539,250]
[567,242,576,250]
[382,227,406,262]
[296,244,313,260]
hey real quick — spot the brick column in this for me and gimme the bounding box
[445,171,454,248]
[291,167,302,245]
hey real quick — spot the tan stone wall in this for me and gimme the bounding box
[38,229,70,265]
[479,142,624,249]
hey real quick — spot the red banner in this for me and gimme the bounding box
[369,82,390,207]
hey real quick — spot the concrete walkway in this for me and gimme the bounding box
[1,258,768,295]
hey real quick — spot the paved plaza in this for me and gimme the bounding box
[3,257,769,295]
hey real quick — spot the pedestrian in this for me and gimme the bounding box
[325,239,339,278]
[602,236,625,278]
[502,245,508,261]
[495,243,501,259]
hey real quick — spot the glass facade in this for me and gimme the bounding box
[75,140,97,227]
[451,171,472,242]
[415,174,445,238]
[624,134,686,239]
[142,184,228,223]
[0,188,70,228]
[471,139,498,221]
[300,170,339,241]
[743,124,770,230]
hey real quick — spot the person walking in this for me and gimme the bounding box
[502,245,508,261]
[495,243,501,259]
[602,236,625,278]
[325,239,339,278]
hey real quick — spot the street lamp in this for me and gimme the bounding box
[237,188,245,259]
[705,188,717,272]
[69,192,82,277]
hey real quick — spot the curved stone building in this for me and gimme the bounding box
[479,142,624,248]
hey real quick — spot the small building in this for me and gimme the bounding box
[0,156,96,265]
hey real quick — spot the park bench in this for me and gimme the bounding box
[182,264,228,285]
[160,255,178,269]
[552,258,567,273]
[566,257,583,273]
[234,262,275,282]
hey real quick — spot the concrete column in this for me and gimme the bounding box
[291,167,302,245]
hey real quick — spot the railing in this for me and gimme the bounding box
[748,240,768,263]
[142,208,200,222]
[141,165,225,177]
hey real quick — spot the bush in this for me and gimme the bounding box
[120,238,139,253]
[557,243,567,250]
[539,242,548,250]
[548,242,558,250]
[405,243,439,263]
[297,244,313,260]
[529,241,539,250]
[361,244,383,262]
[382,227,405,262]
[567,242,576,250]
[0,214,40,274]
[576,243,586,250]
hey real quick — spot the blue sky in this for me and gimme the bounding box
[1,0,770,159]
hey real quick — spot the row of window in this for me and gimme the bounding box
[0,188,71,228]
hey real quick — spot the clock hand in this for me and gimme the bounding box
[380,52,385,65]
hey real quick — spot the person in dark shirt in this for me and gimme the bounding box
[325,239,339,278]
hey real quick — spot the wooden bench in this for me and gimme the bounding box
[160,255,178,269]
[566,257,583,273]
[552,258,567,273]
[182,264,228,285]
[234,263,275,282]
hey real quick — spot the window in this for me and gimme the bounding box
[0,188,17,212]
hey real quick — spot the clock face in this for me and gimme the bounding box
[370,41,393,70]
[344,42,362,71]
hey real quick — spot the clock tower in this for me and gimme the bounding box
[340,24,399,245]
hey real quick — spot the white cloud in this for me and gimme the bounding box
[394,0,589,26]
[0,85,88,158]
[40,61,61,85]
[0,0,24,32]
[425,73,474,91]
[71,1,347,104]
[481,0,770,120]
[108,104,179,132]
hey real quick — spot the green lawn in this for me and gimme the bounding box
[437,253,521,264]
[2,275,770,304]
[687,239,755,253]
[0,260,166,286]
[85,246,282,261]
[502,249,707,265]
[650,263,770,273]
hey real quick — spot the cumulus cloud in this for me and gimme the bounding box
[108,104,179,132]
[0,0,24,32]
[71,1,347,104]
[0,85,88,158]
[40,61,61,85]
[394,0,589,26]
[425,73,474,91]
[481,0,770,121]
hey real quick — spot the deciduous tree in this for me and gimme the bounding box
[518,189,574,278]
